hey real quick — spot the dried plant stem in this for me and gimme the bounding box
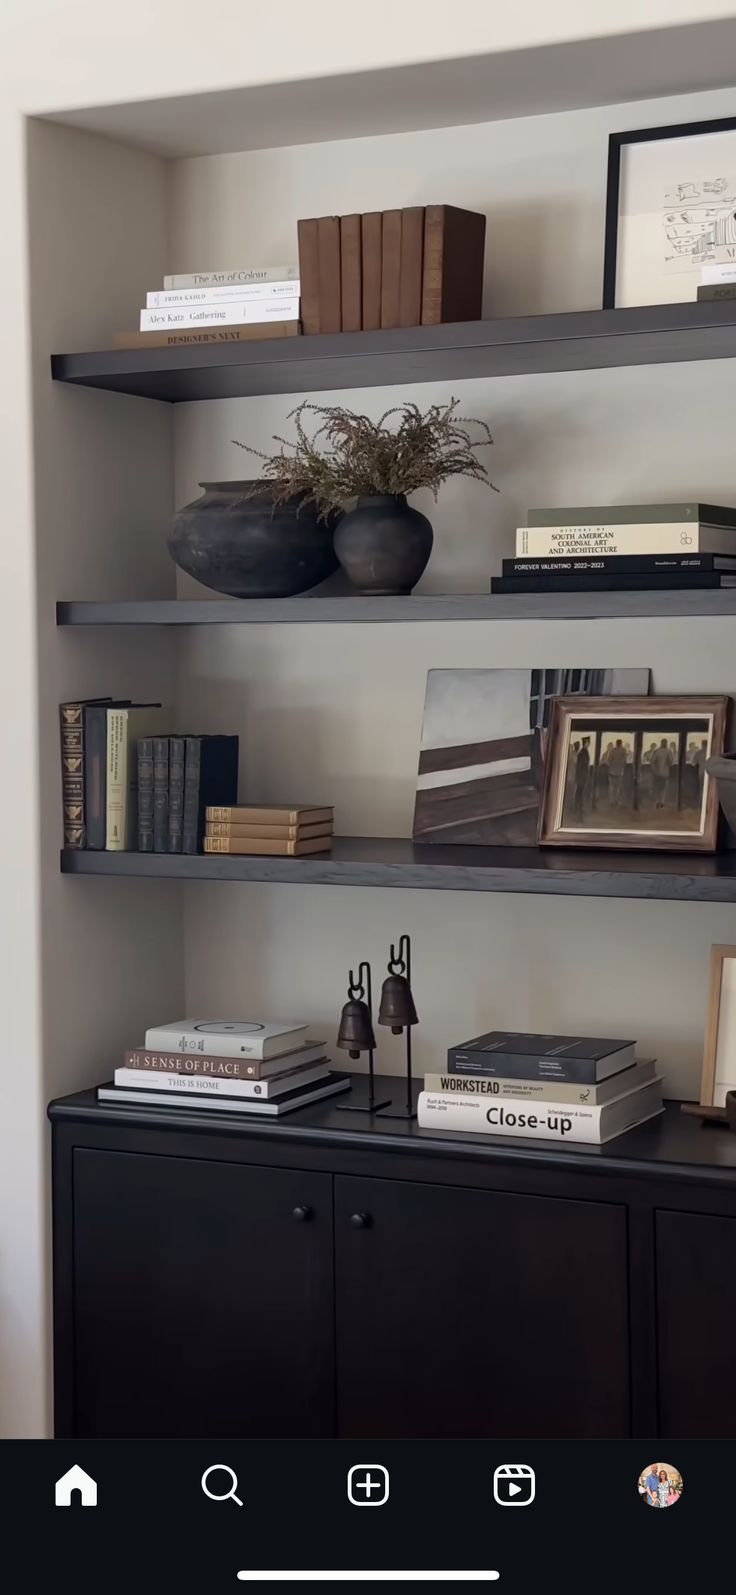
[234,398,498,523]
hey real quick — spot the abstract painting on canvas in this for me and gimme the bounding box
[412,667,650,846]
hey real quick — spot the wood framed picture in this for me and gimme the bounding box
[538,695,728,852]
[603,115,736,309]
[700,945,736,1109]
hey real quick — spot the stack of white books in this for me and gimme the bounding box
[114,267,301,348]
[98,1018,351,1116]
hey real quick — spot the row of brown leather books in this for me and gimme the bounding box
[297,205,486,335]
[203,803,334,856]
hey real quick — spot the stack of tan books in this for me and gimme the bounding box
[203,804,334,856]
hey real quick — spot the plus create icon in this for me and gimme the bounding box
[347,1464,390,1506]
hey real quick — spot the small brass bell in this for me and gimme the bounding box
[336,997,376,1058]
[378,973,418,1033]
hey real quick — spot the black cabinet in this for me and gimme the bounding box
[69,1147,334,1438]
[656,1209,736,1438]
[334,1175,629,1438]
[48,1089,736,1439]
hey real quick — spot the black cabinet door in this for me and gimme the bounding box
[656,1209,736,1437]
[335,1175,630,1438]
[70,1148,334,1438]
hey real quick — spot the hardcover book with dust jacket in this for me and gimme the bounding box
[418,1077,664,1144]
[143,1019,309,1061]
[448,1031,636,1083]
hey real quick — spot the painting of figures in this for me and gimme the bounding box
[540,695,728,852]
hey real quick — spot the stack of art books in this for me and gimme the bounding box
[418,1030,664,1145]
[98,1019,351,1116]
[492,502,736,595]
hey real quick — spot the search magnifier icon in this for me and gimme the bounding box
[201,1464,243,1506]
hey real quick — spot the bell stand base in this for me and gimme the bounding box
[338,1056,392,1114]
[340,1097,394,1114]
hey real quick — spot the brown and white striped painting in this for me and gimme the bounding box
[412,667,650,846]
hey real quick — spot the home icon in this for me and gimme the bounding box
[55,1464,97,1507]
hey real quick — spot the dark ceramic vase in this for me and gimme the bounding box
[168,481,339,598]
[334,494,433,595]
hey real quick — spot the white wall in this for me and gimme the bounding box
[7,1,736,110]
[0,119,184,1439]
[173,84,736,1103]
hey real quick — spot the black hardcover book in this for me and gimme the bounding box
[182,735,239,854]
[503,553,736,576]
[182,736,201,855]
[168,736,185,853]
[84,703,109,851]
[137,738,154,852]
[448,1030,636,1083]
[492,571,736,594]
[153,736,170,854]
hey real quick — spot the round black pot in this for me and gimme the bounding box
[334,494,433,595]
[168,481,339,598]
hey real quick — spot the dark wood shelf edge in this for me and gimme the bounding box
[60,837,736,901]
[50,301,736,402]
[56,591,736,624]
[46,1093,736,1188]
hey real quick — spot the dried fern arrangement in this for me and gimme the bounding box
[234,398,497,522]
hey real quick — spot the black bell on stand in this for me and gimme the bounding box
[336,961,392,1113]
[336,997,376,1057]
[377,933,418,1119]
[377,973,418,1034]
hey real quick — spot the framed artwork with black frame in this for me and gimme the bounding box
[603,116,736,309]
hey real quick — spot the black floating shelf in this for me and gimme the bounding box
[56,591,736,624]
[60,837,736,902]
[50,301,736,403]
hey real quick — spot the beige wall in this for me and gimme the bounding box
[6,2,736,108]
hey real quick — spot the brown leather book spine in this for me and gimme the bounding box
[380,209,402,329]
[340,214,362,333]
[361,212,382,331]
[113,324,299,349]
[206,820,333,839]
[421,204,486,325]
[203,835,333,856]
[297,216,321,333]
[317,216,341,334]
[398,206,425,328]
[60,703,86,848]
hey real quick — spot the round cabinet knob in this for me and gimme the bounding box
[350,1211,372,1230]
[292,1205,313,1222]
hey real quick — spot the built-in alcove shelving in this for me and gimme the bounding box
[53,299,736,900]
[51,301,736,403]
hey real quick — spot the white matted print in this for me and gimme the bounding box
[606,118,736,308]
